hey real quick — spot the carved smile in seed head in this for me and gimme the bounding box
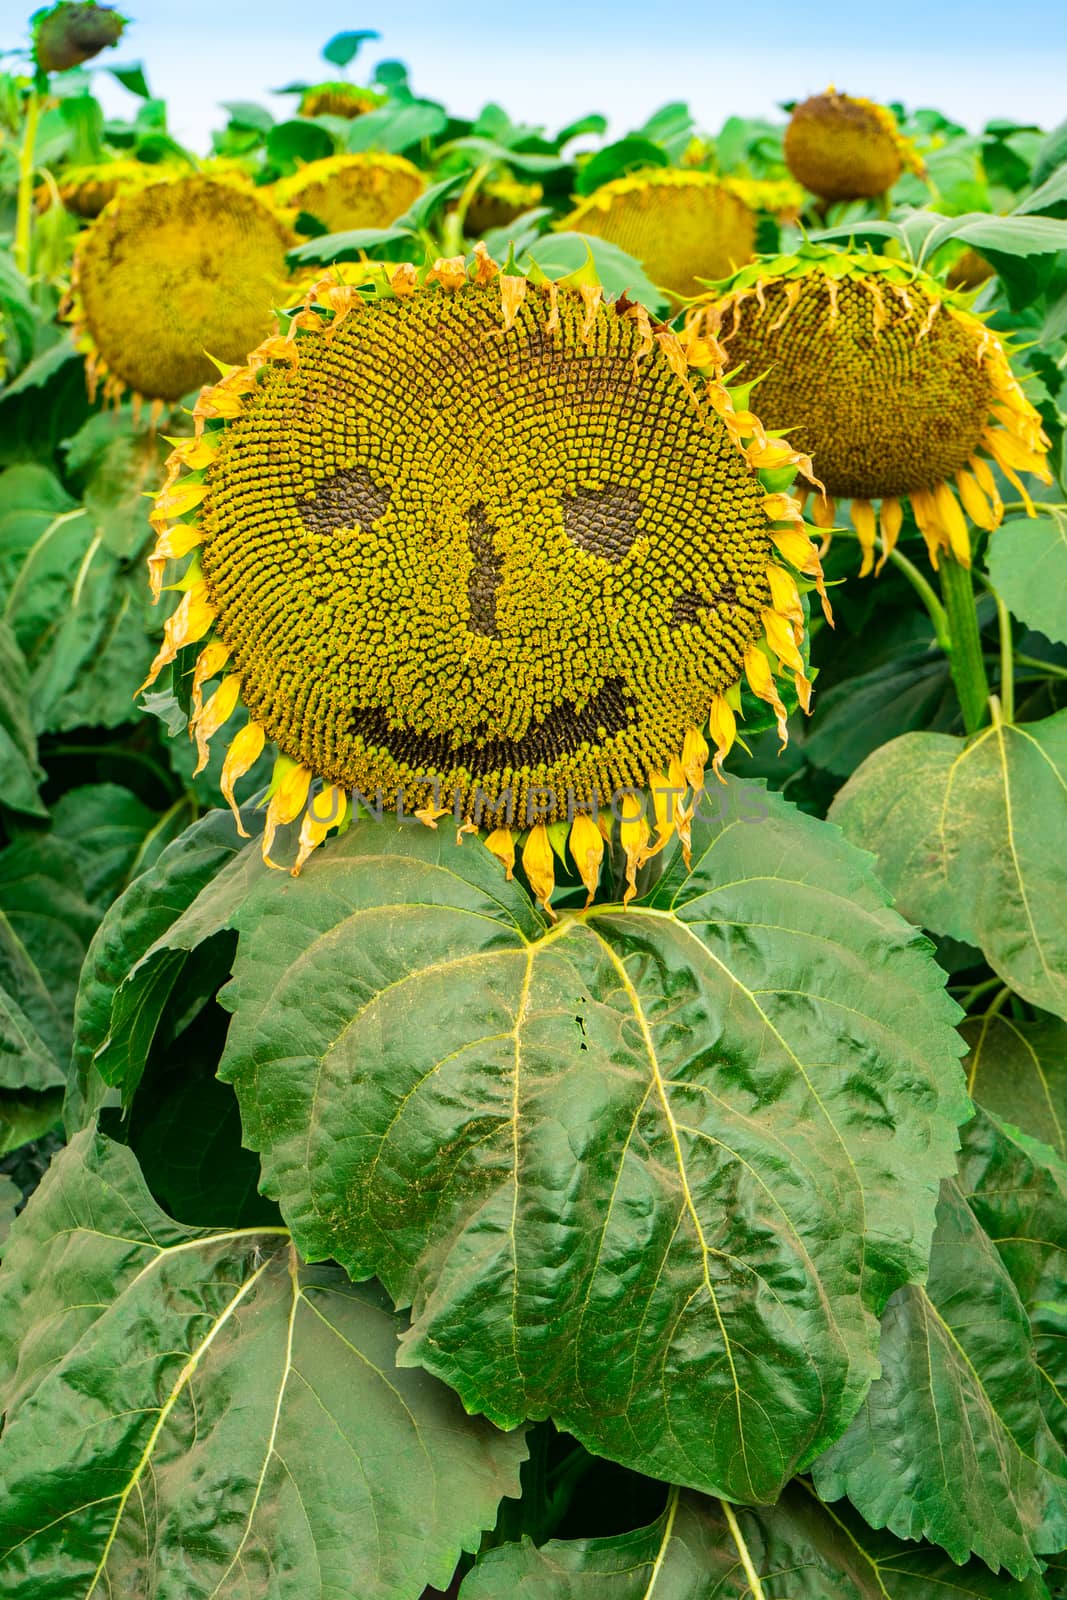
[299,465,739,774]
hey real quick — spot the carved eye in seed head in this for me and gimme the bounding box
[300,466,391,536]
[562,483,644,563]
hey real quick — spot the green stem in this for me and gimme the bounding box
[939,556,991,735]
[720,1499,766,1600]
[832,525,949,648]
[995,596,1015,724]
[954,974,1003,1010]
[13,85,40,277]
[887,546,951,651]
[1013,652,1067,681]
[438,161,492,256]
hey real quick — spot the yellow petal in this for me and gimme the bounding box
[190,639,231,724]
[745,645,788,749]
[152,480,207,521]
[568,812,604,906]
[876,497,903,576]
[933,480,971,568]
[849,499,877,578]
[909,488,947,570]
[766,564,802,625]
[499,275,528,331]
[262,762,312,869]
[811,493,836,530]
[762,493,804,525]
[682,725,709,793]
[221,721,266,835]
[485,827,516,879]
[522,822,556,916]
[192,672,241,776]
[619,791,649,907]
[762,608,804,675]
[708,694,736,782]
[641,769,682,865]
[147,523,203,602]
[292,784,348,875]
[771,526,820,574]
[956,468,997,533]
[137,583,215,694]
[970,455,1003,523]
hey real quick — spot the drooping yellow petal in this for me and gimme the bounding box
[745,644,789,748]
[933,480,971,568]
[956,468,997,533]
[619,791,649,907]
[190,638,231,724]
[192,672,241,775]
[708,694,736,782]
[220,720,266,835]
[137,583,216,694]
[522,822,556,916]
[152,480,208,522]
[484,827,516,879]
[147,522,203,602]
[766,563,802,625]
[876,497,903,575]
[682,725,709,793]
[811,493,836,531]
[292,784,348,875]
[771,526,820,573]
[641,769,682,865]
[909,487,946,570]
[262,761,312,869]
[970,455,1003,525]
[568,812,605,906]
[762,608,804,675]
[762,492,804,524]
[849,498,877,578]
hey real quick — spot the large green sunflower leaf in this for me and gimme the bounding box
[0,836,97,1086]
[829,713,1067,1020]
[67,807,258,1129]
[803,646,956,779]
[963,1010,1067,1159]
[987,514,1067,648]
[216,788,967,1503]
[812,1155,1067,1576]
[459,1481,1052,1599]
[50,782,159,910]
[0,621,46,819]
[0,1130,525,1598]
[958,1110,1067,1435]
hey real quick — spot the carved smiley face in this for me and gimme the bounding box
[198,281,777,822]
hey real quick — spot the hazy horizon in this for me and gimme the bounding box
[21,0,1066,152]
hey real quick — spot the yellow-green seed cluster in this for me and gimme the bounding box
[272,154,424,236]
[199,283,773,820]
[562,172,757,301]
[719,272,993,499]
[75,176,291,401]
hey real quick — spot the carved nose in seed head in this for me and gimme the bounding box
[466,503,505,638]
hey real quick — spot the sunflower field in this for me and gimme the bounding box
[2,5,1067,1596]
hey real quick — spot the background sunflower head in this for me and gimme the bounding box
[695,246,1051,571]
[66,173,293,410]
[297,81,386,119]
[142,250,826,907]
[271,152,424,236]
[784,87,924,201]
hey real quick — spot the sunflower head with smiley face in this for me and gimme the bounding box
[142,246,828,911]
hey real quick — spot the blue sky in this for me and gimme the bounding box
[53,0,1067,149]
